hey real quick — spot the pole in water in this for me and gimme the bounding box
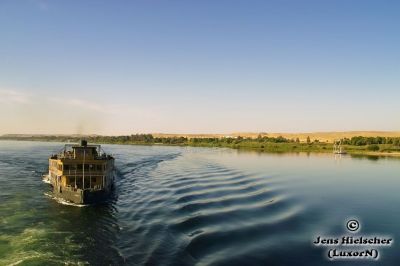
[83,148,85,189]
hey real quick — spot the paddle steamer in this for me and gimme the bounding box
[43,140,115,204]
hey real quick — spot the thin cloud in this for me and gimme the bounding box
[0,89,31,104]
[47,97,152,117]
[48,97,106,112]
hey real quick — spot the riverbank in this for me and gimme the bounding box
[189,142,400,157]
[1,134,400,158]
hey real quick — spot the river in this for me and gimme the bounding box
[0,141,399,265]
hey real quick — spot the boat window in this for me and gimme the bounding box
[91,177,96,183]
[64,165,70,170]
[78,164,83,170]
[96,165,102,171]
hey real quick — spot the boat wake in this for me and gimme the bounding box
[42,174,51,184]
[113,150,309,265]
[44,192,87,207]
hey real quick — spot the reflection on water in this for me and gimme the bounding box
[0,141,399,265]
[349,154,381,161]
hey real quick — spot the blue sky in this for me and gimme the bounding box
[0,0,399,134]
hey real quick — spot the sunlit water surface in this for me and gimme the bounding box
[0,141,399,265]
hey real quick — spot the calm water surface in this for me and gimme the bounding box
[0,141,399,265]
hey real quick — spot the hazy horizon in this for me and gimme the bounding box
[1,1,399,135]
[2,130,400,135]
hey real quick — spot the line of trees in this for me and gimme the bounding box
[2,134,400,147]
[342,136,400,146]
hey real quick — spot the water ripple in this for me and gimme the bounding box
[5,142,395,266]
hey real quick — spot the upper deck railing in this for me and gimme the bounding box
[50,142,113,161]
